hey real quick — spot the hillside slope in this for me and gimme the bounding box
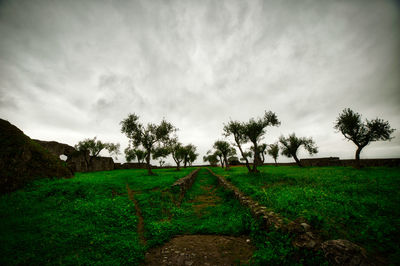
[0,119,73,193]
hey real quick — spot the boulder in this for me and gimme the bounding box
[321,239,372,266]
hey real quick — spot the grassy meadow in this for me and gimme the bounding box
[0,168,193,265]
[211,165,400,263]
[0,167,331,265]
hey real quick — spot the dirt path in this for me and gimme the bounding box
[144,235,254,266]
[126,183,146,245]
[144,169,254,265]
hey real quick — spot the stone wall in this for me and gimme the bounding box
[170,169,200,205]
[255,157,400,167]
[115,162,147,169]
[34,139,115,173]
[88,156,115,172]
[300,157,400,167]
[207,168,373,266]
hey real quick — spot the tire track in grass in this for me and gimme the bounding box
[126,183,146,245]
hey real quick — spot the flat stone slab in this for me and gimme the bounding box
[144,235,254,265]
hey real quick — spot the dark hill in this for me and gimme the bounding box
[0,118,73,193]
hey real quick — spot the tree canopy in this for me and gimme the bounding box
[223,111,280,172]
[182,144,198,168]
[242,111,280,172]
[120,113,175,175]
[223,120,251,171]
[203,151,219,166]
[75,137,120,166]
[213,140,236,170]
[124,147,146,164]
[168,139,186,171]
[334,108,395,164]
[279,133,318,167]
[267,143,279,166]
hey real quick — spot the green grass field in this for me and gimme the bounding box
[211,165,400,263]
[0,167,331,265]
[2,165,398,264]
[0,168,194,265]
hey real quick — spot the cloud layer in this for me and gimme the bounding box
[1,0,399,164]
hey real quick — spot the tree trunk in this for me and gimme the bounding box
[293,154,302,167]
[176,162,180,171]
[219,156,224,168]
[183,158,187,168]
[261,152,265,165]
[355,146,363,168]
[224,155,229,171]
[252,143,259,173]
[235,138,251,172]
[146,150,154,175]
[274,158,277,167]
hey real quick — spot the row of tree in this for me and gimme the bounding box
[74,108,394,174]
[204,108,395,171]
[120,113,199,174]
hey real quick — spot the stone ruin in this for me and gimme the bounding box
[34,139,115,173]
[0,119,73,193]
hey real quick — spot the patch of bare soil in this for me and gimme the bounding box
[190,185,222,216]
[126,183,146,244]
[144,235,254,266]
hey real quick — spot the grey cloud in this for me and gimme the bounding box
[0,0,399,163]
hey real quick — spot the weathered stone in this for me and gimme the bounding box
[171,169,200,204]
[0,119,73,193]
[321,239,372,266]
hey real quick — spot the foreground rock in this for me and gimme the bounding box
[0,119,73,193]
[145,235,254,266]
[321,239,372,266]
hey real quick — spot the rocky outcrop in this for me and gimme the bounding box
[0,119,73,193]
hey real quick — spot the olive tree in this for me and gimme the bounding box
[152,146,170,168]
[251,143,268,164]
[213,140,236,170]
[120,113,175,175]
[223,121,251,171]
[279,133,318,167]
[203,152,219,166]
[243,111,280,172]
[168,139,186,171]
[334,108,395,165]
[267,143,279,166]
[124,147,146,164]
[224,111,280,173]
[182,144,198,168]
[75,137,120,167]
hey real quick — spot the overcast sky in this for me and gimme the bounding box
[1,0,399,165]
